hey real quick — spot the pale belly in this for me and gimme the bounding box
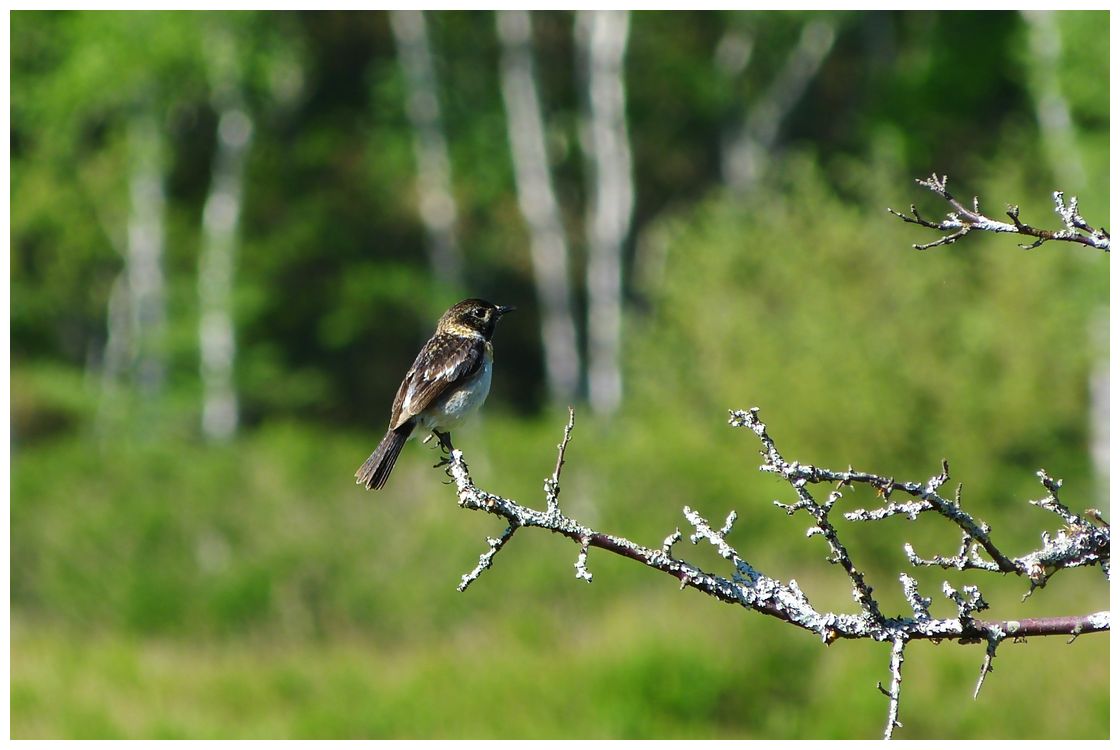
[418,355,493,433]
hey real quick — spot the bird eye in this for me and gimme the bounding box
[472,307,486,319]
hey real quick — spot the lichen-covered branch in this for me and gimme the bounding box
[879,637,907,740]
[735,407,1110,595]
[443,407,1109,739]
[889,173,1109,252]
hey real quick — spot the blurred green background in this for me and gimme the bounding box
[10,9,1109,739]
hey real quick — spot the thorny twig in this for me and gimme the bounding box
[457,523,518,592]
[974,634,1001,700]
[444,407,1109,739]
[888,173,1109,252]
[878,637,907,740]
[546,405,576,516]
[770,436,1110,597]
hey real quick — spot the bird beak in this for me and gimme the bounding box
[497,305,516,316]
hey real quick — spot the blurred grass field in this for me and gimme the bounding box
[10,589,1110,739]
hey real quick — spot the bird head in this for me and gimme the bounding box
[438,298,515,340]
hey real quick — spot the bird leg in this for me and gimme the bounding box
[433,429,455,454]
[431,429,456,470]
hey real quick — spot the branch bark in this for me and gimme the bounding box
[440,406,1109,739]
[889,173,1109,252]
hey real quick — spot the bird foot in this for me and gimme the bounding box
[432,429,455,454]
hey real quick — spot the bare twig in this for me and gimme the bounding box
[899,573,931,622]
[546,406,576,516]
[575,536,594,582]
[880,637,907,740]
[824,453,1109,588]
[974,634,1001,700]
[458,524,518,592]
[444,407,1109,738]
[889,174,1109,252]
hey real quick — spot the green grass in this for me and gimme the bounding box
[13,591,1109,740]
[12,590,1109,739]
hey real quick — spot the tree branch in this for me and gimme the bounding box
[879,637,907,740]
[888,173,1109,252]
[441,407,1109,738]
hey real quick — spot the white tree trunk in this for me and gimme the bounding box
[1020,10,1085,188]
[496,9,581,402]
[723,19,836,192]
[389,10,463,288]
[1088,309,1108,504]
[126,109,168,398]
[98,273,132,429]
[198,31,253,440]
[577,10,634,415]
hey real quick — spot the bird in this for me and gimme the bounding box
[356,298,515,490]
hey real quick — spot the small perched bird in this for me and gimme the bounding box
[356,298,514,490]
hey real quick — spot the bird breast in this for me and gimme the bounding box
[425,347,493,430]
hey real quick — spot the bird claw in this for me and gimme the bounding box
[432,429,455,454]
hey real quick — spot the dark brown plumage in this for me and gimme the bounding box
[356,299,513,490]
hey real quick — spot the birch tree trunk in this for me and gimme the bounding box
[723,19,836,192]
[97,269,132,432]
[198,31,254,440]
[122,109,168,399]
[90,180,130,412]
[576,10,634,415]
[389,10,463,288]
[1088,310,1108,505]
[1020,10,1085,188]
[1020,13,1095,499]
[97,108,167,435]
[496,9,581,403]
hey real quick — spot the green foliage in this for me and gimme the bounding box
[14,10,1106,422]
[629,155,1106,530]
[10,362,99,443]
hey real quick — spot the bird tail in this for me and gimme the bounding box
[356,422,415,490]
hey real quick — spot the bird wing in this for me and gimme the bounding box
[388,332,485,431]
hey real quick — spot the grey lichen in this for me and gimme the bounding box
[889,174,1109,252]
[442,406,1108,739]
